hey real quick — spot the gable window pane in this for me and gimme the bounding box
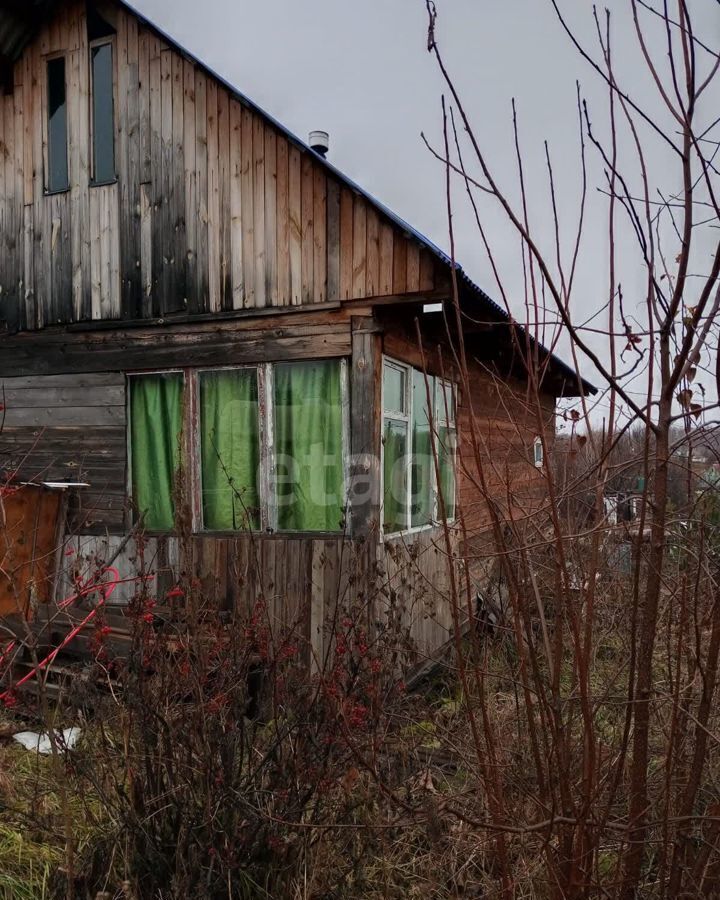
[274,360,345,532]
[91,42,115,184]
[410,369,433,527]
[200,369,260,531]
[130,374,184,531]
[47,57,69,192]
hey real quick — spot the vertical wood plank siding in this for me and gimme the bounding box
[0,0,438,332]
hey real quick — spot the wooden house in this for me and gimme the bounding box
[0,0,595,663]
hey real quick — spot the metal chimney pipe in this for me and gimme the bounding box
[309,130,329,158]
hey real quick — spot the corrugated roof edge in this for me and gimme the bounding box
[19,0,598,398]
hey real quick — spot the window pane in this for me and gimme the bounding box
[47,57,68,192]
[274,360,345,532]
[200,370,260,531]
[435,378,455,425]
[411,369,433,528]
[383,363,406,414]
[92,43,115,183]
[130,374,184,531]
[383,420,408,533]
[438,425,456,521]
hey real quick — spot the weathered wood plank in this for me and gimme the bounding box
[138,26,151,184]
[366,207,379,297]
[300,153,314,304]
[406,241,420,292]
[206,78,220,311]
[0,324,352,376]
[350,317,381,536]
[264,125,277,306]
[194,68,209,312]
[326,178,340,302]
[313,167,327,303]
[351,197,366,299]
[339,187,353,301]
[171,51,187,310]
[240,105,255,308]
[419,249,435,292]
[217,87,232,310]
[229,99,244,308]
[139,182,153,314]
[2,405,125,428]
[148,36,162,314]
[379,221,394,295]
[183,59,197,313]
[392,234,407,294]
[276,135,290,306]
[252,115,266,308]
[159,48,173,314]
[288,144,302,305]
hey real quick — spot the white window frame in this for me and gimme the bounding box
[381,356,457,539]
[127,360,350,537]
[534,435,544,468]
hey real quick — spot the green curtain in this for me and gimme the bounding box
[200,369,260,530]
[438,425,456,521]
[130,374,184,531]
[383,420,408,533]
[411,370,434,527]
[274,360,345,532]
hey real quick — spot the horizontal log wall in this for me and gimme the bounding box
[0,372,127,532]
[456,370,555,539]
[0,0,439,333]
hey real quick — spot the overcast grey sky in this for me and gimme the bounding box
[131,0,720,424]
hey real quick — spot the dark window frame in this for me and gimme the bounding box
[45,54,70,195]
[89,37,117,187]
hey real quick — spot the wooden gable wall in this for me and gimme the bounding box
[0,0,440,332]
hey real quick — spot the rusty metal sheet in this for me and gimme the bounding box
[0,485,62,618]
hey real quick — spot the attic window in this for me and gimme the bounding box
[90,41,116,184]
[47,57,69,193]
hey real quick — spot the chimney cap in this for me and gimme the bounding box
[309,130,329,157]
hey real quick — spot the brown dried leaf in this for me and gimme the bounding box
[677,388,693,410]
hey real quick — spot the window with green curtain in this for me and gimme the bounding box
[200,369,260,531]
[411,369,434,528]
[274,360,345,532]
[130,373,184,531]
